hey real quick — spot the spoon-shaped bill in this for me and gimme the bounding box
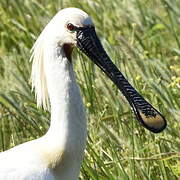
[76,27,167,133]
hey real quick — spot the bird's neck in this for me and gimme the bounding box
[42,45,87,170]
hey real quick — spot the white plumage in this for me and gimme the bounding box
[0,8,90,180]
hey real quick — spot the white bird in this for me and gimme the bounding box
[0,7,166,180]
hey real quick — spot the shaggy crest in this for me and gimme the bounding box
[30,30,50,110]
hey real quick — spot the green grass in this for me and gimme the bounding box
[0,0,180,179]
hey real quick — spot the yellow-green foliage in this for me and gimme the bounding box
[0,0,179,179]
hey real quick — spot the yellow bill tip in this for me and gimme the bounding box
[139,111,167,133]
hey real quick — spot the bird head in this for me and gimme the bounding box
[42,8,93,60]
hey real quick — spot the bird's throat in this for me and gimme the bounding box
[63,44,73,62]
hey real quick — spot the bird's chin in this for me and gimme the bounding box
[63,43,74,62]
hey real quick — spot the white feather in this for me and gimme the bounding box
[30,32,49,110]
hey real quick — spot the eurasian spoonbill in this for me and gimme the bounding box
[0,7,166,180]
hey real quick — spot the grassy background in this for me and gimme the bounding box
[0,0,180,179]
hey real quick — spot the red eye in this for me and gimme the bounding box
[67,23,75,31]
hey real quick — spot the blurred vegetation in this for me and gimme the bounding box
[0,0,180,179]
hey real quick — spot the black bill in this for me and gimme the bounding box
[76,26,167,133]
